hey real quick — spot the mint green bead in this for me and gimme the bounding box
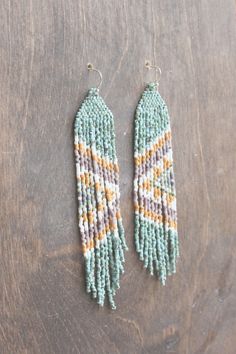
[133,83,180,284]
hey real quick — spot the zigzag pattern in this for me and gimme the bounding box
[134,83,179,284]
[74,88,127,309]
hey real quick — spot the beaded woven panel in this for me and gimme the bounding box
[133,83,179,284]
[74,88,127,309]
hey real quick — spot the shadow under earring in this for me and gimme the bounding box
[133,61,179,284]
[74,64,127,309]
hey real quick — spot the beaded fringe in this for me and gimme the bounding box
[133,83,179,284]
[74,88,127,309]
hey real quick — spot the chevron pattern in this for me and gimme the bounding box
[134,83,179,284]
[74,88,127,309]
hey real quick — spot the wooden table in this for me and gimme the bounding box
[1,1,236,353]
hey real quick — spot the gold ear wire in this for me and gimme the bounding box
[87,63,103,89]
[145,60,162,85]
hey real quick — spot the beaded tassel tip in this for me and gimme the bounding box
[133,80,179,285]
[74,82,127,309]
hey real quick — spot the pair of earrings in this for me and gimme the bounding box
[74,61,179,309]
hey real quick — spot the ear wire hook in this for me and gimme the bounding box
[87,63,103,89]
[145,60,162,86]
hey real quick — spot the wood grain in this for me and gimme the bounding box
[1,0,236,353]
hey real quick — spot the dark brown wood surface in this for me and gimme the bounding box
[1,1,236,353]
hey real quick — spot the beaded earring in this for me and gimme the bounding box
[133,61,179,284]
[74,64,127,309]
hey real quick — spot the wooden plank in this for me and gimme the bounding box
[0,0,236,353]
